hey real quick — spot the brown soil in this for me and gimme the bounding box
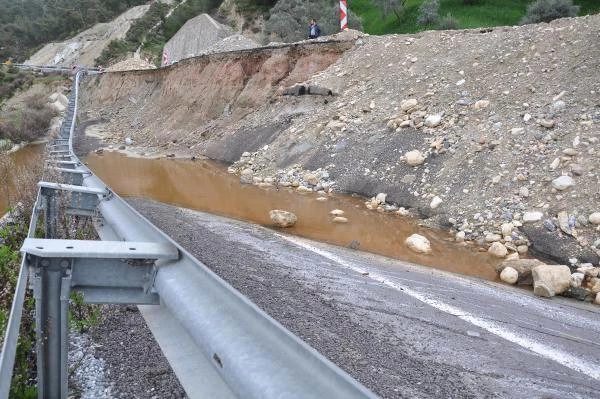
[78,16,600,266]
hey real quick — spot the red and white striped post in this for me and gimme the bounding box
[340,0,348,30]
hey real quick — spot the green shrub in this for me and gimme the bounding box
[417,0,440,26]
[521,0,580,24]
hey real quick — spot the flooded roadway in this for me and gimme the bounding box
[85,151,500,281]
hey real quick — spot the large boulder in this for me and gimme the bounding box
[405,234,432,254]
[532,265,571,297]
[495,258,544,285]
[269,210,297,227]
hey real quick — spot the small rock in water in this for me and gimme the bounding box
[330,209,345,216]
[405,234,432,254]
[332,216,348,223]
[269,210,297,227]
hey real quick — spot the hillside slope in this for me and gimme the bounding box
[25,5,151,67]
[78,16,600,267]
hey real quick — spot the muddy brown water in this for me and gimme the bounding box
[1,145,43,214]
[86,151,500,281]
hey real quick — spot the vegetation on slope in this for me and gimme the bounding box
[349,0,600,35]
[0,0,149,62]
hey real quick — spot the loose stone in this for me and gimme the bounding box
[405,150,426,166]
[589,212,600,225]
[551,175,574,191]
[488,242,508,258]
[330,209,345,216]
[269,210,297,228]
[332,216,348,223]
[500,267,518,284]
[405,234,432,254]
[532,265,571,297]
[523,211,543,222]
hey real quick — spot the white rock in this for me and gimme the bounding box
[523,211,543,222]
[532,265,571,297]
[332,216,348,223]
[269,210,297,227]
[551,175,574,190]
[500,267,518,284]
[595,293,600,306]
[330,209,345,216]
[589,212,600,225]
[519,187,529,197]
[424,114,442,128]
[296,185,312,193]
[455,231,466,242]
[488,242,508,258]
[405,234,432,254]
[375,193,387,204]
[473,100,489,109]
[430,196,443,209]
[569,272,585,288]
[549,157,560,170]
[400,99,418,113]
[523,113,532,122]
[405,150,426,166]
[501,223,514,237]
[485,234,502,243]
[124,137,133,146]
[456,79,465,86]
[510,127,525,135]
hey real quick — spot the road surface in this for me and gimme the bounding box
[131,198,600,398]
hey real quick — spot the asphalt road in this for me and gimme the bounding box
[130,198,600,399]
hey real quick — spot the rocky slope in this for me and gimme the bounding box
[25,5,151,67]
[78,16,600,273]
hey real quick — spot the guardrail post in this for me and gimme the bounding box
[35,188,71,398]
[32,257,71,399]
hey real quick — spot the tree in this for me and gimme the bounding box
[374,0,407,22]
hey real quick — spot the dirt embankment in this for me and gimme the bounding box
[79,17,600,268]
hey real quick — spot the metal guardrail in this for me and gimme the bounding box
[0,70,377,398]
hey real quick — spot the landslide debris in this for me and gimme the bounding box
[79,16,600,274]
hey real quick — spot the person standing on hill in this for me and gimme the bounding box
[308,18,321,39]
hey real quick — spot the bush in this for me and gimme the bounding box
[438,13,459,30]
[0,93,57,142]
[521,0,580,24]
[417,0,439,26]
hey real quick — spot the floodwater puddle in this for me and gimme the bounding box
[86,151,500,281]
[1,145,43,214]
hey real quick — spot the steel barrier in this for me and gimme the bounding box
[0,70,377,398]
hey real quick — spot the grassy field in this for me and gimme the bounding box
[349,0,600,35]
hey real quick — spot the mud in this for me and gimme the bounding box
[85,151,500,281]
[0,145,44,213]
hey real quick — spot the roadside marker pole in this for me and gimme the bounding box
[340,0,348,30]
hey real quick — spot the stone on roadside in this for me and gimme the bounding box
[488,242,508,258]
[500,267,518,284]
[501,223,514,237]
[569,272,584,288]
[557,211,574,236]
[304,173,319,186]
[523,211,543,223]
[496,259,544,285]
[405,150,425,166]
[473,100,489,109]
[296,185,312,193]
[510,127,525,135]
[332,216,348,224]
[430,196,443,209]
[589,212,600,225]
[405,234,432,254]
[330,209,345,216]
[539,119,555,129]
[551,175,574,191]
[400,99,418,113]
[375,193,387,204]
[269,210,297,228]
[595,293,600,306]
[455,231,466,243]
[532,265,571,297]
[424,114,442,128]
